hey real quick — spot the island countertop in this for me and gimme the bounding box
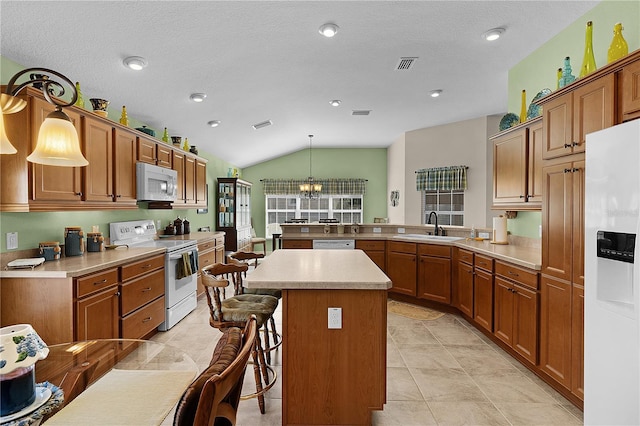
[245,249,392,290]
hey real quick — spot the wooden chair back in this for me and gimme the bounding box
[202,263,247,322]
[174,316,257,426]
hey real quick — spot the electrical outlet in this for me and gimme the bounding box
[328,307,342,329]
[301,227,309,233]
[373,227,382,233]
[6,232,18,250]
[398,227,405,234]
[479,232,490,239]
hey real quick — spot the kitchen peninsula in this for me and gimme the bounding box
[245,249,392,426]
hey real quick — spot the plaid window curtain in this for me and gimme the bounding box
[416,166,468,191]
[262,178,367,195]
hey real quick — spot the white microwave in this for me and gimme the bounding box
[136,162,177,202]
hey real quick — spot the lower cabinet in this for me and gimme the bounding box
[386,241,417,296]
[75,268,120,341]
[417,245,452,304]
[457,260,474,317]
[571,283,584,400]
[493,261,539,365]
[196,234,225,296]
[282,239,313,249]
[473,255,494,332]
[355,240,386,272]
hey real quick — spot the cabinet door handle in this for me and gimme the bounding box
[115,291,121,296]
[563,143,572,148]
[116,194,122,198]
[572,141,579,147]
[75,192,83,196]
[572,168,580,173]
[508,271,519,277]
[142,317,152,323]
[141,264,152,269]
[94,279,107,285]
[519,195,525,198]
[563,168,572,173]
[141,287,152,292]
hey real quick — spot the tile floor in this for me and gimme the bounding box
[152,291,583,426]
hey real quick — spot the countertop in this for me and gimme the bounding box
[281,232,541,270]
[0,232,224,279]
[245,249,392,290]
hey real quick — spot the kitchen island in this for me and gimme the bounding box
[245,249,392,426]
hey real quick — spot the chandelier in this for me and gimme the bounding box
[299,134,322,199]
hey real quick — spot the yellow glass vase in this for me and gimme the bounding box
[183,137,190,152]
[607,22,629,64]
[119,106,129,126]
[556,68,562,90]
[519,90,527,123]
[74,82,85,109]
[579,21,597,78]
[162,127,169,143]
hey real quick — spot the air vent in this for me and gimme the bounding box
[396,57,418,70]
[252,120,273,130]
[352,110,371,116]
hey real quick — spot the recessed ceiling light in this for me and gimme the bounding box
[207,120,221,127]
[123,56,147,71]
[329,100,341,107]
[429,90,443,98]
[319,23,339,38]
[482,28,505,41]
[190,93,207,102]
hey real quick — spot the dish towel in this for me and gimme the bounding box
[176,252,193,280]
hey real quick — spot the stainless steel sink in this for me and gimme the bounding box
[393,234,464,242]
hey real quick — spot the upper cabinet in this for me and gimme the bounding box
[621,59,640,122]
[491,117,542,210]
[0,87,208,212]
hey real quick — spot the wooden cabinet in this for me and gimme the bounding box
[281,239,313,249]
[356,240,386,272]
[196,235,225,296]
[541,75,614,160]
[119,254,165,339]
[474,254,494,332]
[621,59,640,121]
[216,178,252,251]
[184,155,197,205]
[456,248,474,317]
[386,241,417,296]
[491,118,543,209]
[137,137,171,168]
[417,244,451,304]
[112,128,137,203]
[571,283,584,400]
[539,274,572,388]
[171,152,207,208]
[195,159,207,206]
[493,261,538,365]
[83,117,114,202]
[75,268,120,341]
[172,150,186,203]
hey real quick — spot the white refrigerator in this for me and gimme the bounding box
[585,119,640,425]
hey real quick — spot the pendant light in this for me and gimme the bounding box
[3,68,88,166]
[300,134,322,199]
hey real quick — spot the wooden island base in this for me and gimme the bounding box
[282,288,387,426]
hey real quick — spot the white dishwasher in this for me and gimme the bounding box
[312,239,355,249]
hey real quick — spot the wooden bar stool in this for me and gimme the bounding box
[201,263,278,414]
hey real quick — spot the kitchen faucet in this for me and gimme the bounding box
[427,211,440,236]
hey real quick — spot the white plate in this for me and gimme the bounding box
[0,386,52,422]
[6,257,45,269]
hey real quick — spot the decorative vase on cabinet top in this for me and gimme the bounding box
[559,57,576,88]
[119,105,129,126]
[579,21,597,78]
[519,90,527,123]
[74,82,85,108]
[607,22,629,63]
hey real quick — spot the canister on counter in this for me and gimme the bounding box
[86,232,104,252]
[64,227,84,257]
[39,241,61,261]
[183,218,190,234]
[173,217,183,235]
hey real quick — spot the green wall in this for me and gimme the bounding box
[241,148,388,237]
[508,0,640,114]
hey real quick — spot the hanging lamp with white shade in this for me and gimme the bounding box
[299,134,322,199]
[2,68,88,166]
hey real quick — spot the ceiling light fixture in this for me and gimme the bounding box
[300,134,322,199]
[329,100,341,107]
[207,120,221,128]
[190,93,207,102]
[482,28,505,41]
[2,68,88,166]
[123,56,148,71]
[319,23,339,38]
[429,89,443,98]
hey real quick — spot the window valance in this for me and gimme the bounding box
[415,165,468,191]
[262,178,367,195]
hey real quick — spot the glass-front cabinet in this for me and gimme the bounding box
[216,178,252,251]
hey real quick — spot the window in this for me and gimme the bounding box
[421,189,464,226]
[265,195,363,235]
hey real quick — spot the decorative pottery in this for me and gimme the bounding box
[162,127,169,143]
[183,137,190,152]
[526,88,552,120]
[171,136,182,147]
[608,22,628,63]
[74,82,85,108]
[558,56,576,88]
[119,105,129,126]
[519,90,527,123]
[499,113,520,131]
[136,126,156,137]
[189,145,198,155]
[89,98,109,118]
[579,21,597,78]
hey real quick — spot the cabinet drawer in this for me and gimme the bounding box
[76,268,119,298]
[198,238,216,252]
[121,296,165,339]
[215,235,225,246]
[282,239,313,249]
[120,268,165,316]
[458,249,474,264]
[475,254,494,272]
[198,248,217,271]
[495,261,538,290]
[356,240,385,251]
[418,244,451,258]
[121,254,164,282]
[387,241,416,254]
